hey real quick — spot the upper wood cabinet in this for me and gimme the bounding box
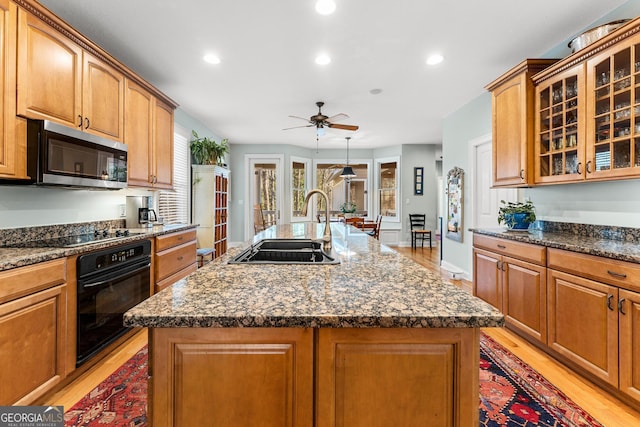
[16,9,124,142]
[534,64,586,184]
[0,0,26,180]
[585,36,640,179]
[125,79,174,189]
[486,59,558,187]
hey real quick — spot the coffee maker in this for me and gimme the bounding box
[126,195,158,228]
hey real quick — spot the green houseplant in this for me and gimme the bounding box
[497,200,536,230]
[190,130,229,165]
[340,201,357,215]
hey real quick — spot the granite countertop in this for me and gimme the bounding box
[470,227,640,264]
[0,224,196,271]
[124,223,504,329]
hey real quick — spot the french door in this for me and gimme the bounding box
[246,155,283,239]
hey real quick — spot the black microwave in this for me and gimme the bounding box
[25,119,128,190]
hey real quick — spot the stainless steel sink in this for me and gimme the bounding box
[228,239,339,264]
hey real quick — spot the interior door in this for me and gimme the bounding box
[248,156,282,239]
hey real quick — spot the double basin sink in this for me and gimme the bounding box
[229,239,339,265]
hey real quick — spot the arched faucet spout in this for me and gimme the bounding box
[301,189,332,249]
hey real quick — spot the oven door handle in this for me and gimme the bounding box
[81,260,150,289]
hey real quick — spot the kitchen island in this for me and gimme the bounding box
[124,223,504,427]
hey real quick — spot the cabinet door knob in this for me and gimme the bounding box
[84,117,90,129]
[177,256,184,261]
[586,160,593,174]
[519,169,525,180]
[576,162,582,174]
[78,115,83,128]
[618,298,627,315]
[607,294,614,311]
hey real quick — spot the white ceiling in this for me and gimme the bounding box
[38,0,628,149]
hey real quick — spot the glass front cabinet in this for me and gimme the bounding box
[586,37,640,179]
[535,65,586,184]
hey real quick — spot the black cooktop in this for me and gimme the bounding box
[3,230,145,248]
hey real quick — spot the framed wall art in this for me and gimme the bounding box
[446,166,464,242]
[414,167,423,195]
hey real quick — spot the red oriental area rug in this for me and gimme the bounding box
[64,334,603,426]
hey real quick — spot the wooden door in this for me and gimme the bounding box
[502,256,547,343]
[316,328,478,427]
[124,79,153,187]
[473,248,502,310]
[0,0,23,179]
[153,99,174,189]
[619,289,640,402]
[82,52,124,141]
[17,9,82,128]
[547,269,618,386]
[151,328,313,427]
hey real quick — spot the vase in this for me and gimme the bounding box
[506,213,530,230]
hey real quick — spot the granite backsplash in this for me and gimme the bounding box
[535,221,640,243]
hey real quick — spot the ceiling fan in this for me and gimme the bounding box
[283,101,359,132]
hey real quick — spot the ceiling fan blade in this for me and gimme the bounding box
[326,113,349,123]
[327,123,359,131]
[288,115,312,122]
[282,124,314,130]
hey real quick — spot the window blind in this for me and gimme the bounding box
[158,129,189,224]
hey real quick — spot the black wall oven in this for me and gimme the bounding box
[76,240,151,366]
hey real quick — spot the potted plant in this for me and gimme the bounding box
[340,201,357,217]
[190,130,229,165]
[497,200,536,230]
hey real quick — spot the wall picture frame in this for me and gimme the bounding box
[446,166,464,242]
[414,167,423,195]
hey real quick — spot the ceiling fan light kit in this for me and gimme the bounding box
[284,101,359,134]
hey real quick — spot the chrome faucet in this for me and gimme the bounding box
[301,189,332,249]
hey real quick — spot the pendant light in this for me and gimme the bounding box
[340,136,356,178]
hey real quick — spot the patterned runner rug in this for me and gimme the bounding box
[64,333,603,426]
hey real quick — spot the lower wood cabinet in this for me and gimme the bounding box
[0,259,67,405]
[548,247,640,404]
[154,229,197,293]
[150,327,479,427]
[473,235,547,343]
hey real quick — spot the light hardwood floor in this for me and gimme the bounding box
[45,243,640,426]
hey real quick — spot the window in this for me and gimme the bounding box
[315,162,369,216]
[158,127,189,224]
[291,157,310,221]
[377,159,398,218]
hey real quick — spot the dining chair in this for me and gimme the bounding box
[409,214,432,249]
[366,215,383,240]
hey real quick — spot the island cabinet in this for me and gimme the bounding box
[125,79,174,189]
[485,59,558,187]
[0,259,67,405]
[473,234,547,343]
[16,9,124,142]
[547,248,640,402]
[149,327,479,427]
[0,0,27,180]
[154,229,197,293]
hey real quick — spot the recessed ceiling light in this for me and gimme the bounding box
[369,88,383,95]
[315,0,336,15]
[315,54,331,65]
[426,54,444,66]
[203,54,221,64]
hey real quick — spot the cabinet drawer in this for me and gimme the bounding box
[155,263,197,294]
[473,234,546,265]
[155,241,197,282]
[155,229,196,252]
[0,258,66,304]
[548,248,640,291]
